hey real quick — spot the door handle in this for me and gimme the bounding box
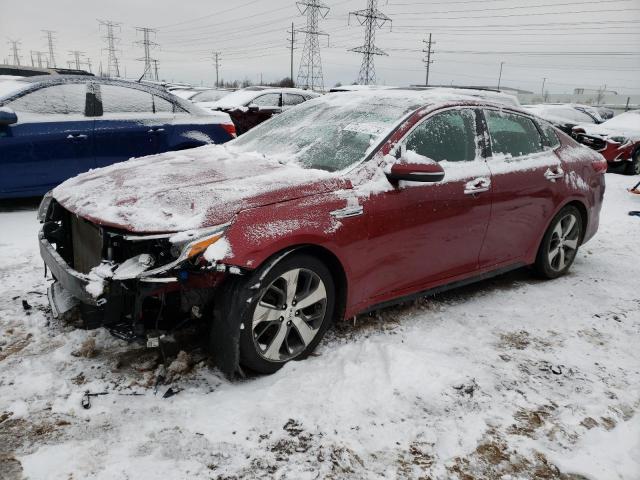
[66,133,88,140]
[464,177,491,195]
[147,127,165,133]
[544,167,565,181]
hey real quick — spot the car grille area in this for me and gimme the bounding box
[70,215,104,274]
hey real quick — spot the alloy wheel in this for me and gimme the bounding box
[547,213,580,272]
[252,268,327,362]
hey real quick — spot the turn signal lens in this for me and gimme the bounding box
[222,123,237,138]
[186,234,223,259]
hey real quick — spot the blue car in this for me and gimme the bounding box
[0,76,237,198]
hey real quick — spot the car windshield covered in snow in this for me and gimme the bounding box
[0,79,31,101]
[599,110,640,132]
[231,92,421,172]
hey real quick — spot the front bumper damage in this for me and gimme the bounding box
[38,203,244,378]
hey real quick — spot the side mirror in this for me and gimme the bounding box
[386,152,445,183]
[247,104,260,112]
[0,107,18,126]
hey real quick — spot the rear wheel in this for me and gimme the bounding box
[625,150,640,176]
[534,205,583,279]
[238,253,335,374]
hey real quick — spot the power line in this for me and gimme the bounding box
[135,27,159,80]
[349,0,392,85]
[98,20,122,78]
[296,0,330,92]
[7,39,22,66]
[42,30,57,67]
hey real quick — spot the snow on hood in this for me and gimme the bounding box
[576,111,640,140]
[52,145,347,233]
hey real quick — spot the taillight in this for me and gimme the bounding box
[222,123,237,138]
[592,157,608,173]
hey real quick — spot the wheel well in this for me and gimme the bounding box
[565,200,588,241]
[275,245,348,323]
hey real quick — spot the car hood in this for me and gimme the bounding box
[53,145,349,233]
[575,122,640,141]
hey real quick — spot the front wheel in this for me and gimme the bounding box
[237,253,336,374]
[534,205,583,279]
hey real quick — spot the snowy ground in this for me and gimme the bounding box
[0,173,639,480]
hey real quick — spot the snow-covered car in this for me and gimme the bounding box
[572,110,640,175]
[0,75,237,198]
[189,88,235,107]
[38,88,606,377]
[523,104,602,136]
[207,87,320,134]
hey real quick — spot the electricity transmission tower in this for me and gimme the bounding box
[42,30,57,67]
[349,0,391,85]
[135,27,158,81]
[31,51,47,68]
[295,0,330,92]
[7,39,22,66]
[98,20,122,77]
[68,50,85,70]
[287,22,297,86]
[212,51,221,87]
[422,33,435,86]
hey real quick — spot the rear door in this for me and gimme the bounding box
[360,107,493,302]
[93,84,169,168]
[0,83,94,197]
[479,108,566,268]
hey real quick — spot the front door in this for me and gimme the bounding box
[0,83,94,197]
[360,108,493,303]
[478,108,566,268]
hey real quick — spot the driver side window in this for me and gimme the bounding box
[405,109,478,162]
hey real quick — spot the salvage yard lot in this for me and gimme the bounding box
[0,173,639,480]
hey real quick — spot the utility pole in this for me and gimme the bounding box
[541,77,546,96]
[497,61,505,90]
[7,39,22,66]
[68,50,85,70]
[212,51,221,87]
[287,22,296,86]
[349,0,391,85]
[422,33,435,86]
[135,27,158,81]
[98,20,122,77]
[86,57,93,73]
[42,30,57,67]
[296,0,330,92]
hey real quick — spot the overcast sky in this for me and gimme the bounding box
[1,0,639,94]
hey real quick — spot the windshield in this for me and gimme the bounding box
[231,92,422,172]
[0,80,30,102]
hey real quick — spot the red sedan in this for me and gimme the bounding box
[39,89,606,375]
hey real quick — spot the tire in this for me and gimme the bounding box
[235,253,336,374]
[624,150,640,176]
[534,205,583,279]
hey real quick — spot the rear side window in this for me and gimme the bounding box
[153,95,174,113]
[100,85,154,114]
[405,109,478,162]
[9,84,86,115]
[252,93,280,107]
[485,110,543,157]
[283,93,306,106]
[540,121,561,149]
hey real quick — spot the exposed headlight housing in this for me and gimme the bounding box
[37,190,54,223]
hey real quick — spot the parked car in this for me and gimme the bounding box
[39,88,606,376]
[189,88,235,107]
[207,87,320,134]
[0,75,236,198]
[0,64,93,77]
[523,104,602,136]
[572,110,640,175]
